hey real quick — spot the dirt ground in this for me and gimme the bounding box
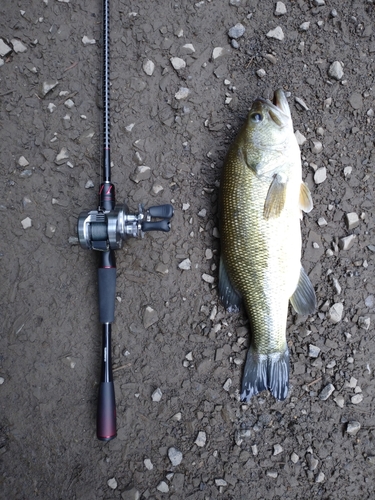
[1,0,375,498]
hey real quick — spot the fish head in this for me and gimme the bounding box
[244,89,294,150]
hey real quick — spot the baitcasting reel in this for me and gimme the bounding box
[77,182,173,251]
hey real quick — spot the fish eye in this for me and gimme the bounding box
[251,113,263,123]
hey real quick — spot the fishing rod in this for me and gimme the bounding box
[77,0,173,441]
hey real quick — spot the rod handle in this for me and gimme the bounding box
[98,268,116,323]
[97,381,116,441]
[147,204,174,219]
[142,220,171,233]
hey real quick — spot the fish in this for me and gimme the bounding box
[218,89,316,401]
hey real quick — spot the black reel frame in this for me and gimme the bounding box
[77,0,173,441]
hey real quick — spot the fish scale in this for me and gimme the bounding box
[219,89,316,401]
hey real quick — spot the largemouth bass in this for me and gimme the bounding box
[219,89,316,401]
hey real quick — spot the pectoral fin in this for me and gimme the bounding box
[263,173,287,219]
[219,257,242,313]
[299,182,313,213]
[290,267,316,315]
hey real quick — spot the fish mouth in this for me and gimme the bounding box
[253,89,291,127]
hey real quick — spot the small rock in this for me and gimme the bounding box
[182,43,195,54]
[170,57,186,71]
[295,96,310,111]
[275,2,287,15]
[300,21,310,31]
[202,273,214,284]
[64,99,74,109]
[346,421,361,435]
[157,481,169,493]
[11,39,27,53]
[215,478,227,487]
[314,167,327,184]
[328,61,344,81]
[85,180,95,189]
[223,378,232,391]
[143,59,155,76]
[345,212,359,230]
[155,262,168,274]
[291,452,299,464]
[212,47,229,59]
[0,39,12,57]
[306,454,319,471]
[107,478,118,490]
[365,295,374,308]
[309,345,321,358]
[295,130,307,145]
[45,223,56,239]
[198,208,207,217]
[168,447,183,466]
[195,431,207,447]
[348,92,363,110]
[21,217,32,229]
[175,87,190,100]
[121,485,141,500]
[266,470,278,478]
[182,203,190,211]
[311,140,323,154]
[130,165,151,183]
[319,383,335,400]
[82,36,96,45]
[339,234,356,251]
[315,471,325,483]
[143,306,158,329]
[358,316,370,330]
[317,217,327,227]
[144,458,153,470]
[41,80,59,97]
[228,23,246,39]
[332,277,341,295]
[18,156,29,167]
[266,26,285,41]
[352,394,363,405]
[328,303,344,323]
[256,68,266,78]
[273,444,283,456]
[334,394,345,408]
[151,182,163,195]
[178,259,191,270]
[47,103,56,113]
[151,388,162,402]
[55,147,69,164]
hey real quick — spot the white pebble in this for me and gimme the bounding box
[314,167,327,184]
[295,130,307,145]
[345,212,359,230]
[273,444,283,456]
[82,36,96,45]
[195,431,207,447]
[215,478,228,487]
[170,57,186,71]
[18,156,29,167]
[339,234,356,250]
[175,87,190,100]
[64,99,74,108]
[157,481,169,493]
[107,478,117,490]
[168,447,183,466]
[21,217,32,229]
[202,273,214,284]
[346,421,361,435]
[178,259,191,270]
[300,21,310,31]
[256,68,266,78]
[144,458,153,470]
[266,26,284,41]
[275,2,287,15]
[328,61,344,80]
[291,452,299,463]
[328,303,344,323]
[152,388,162,402]
[223,378,232,391]
[143,59,155,76]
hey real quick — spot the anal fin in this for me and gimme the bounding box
[290,267,316,315]
[219,257,242,313]
[299,181,313,213]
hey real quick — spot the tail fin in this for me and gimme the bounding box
[240,347,289,402]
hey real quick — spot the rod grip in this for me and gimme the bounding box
[98,267,116,323]
[97,381,116,441]
[147,204,174,219]
[142,220,171,233]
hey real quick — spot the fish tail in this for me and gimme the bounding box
[240,347,289,402]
